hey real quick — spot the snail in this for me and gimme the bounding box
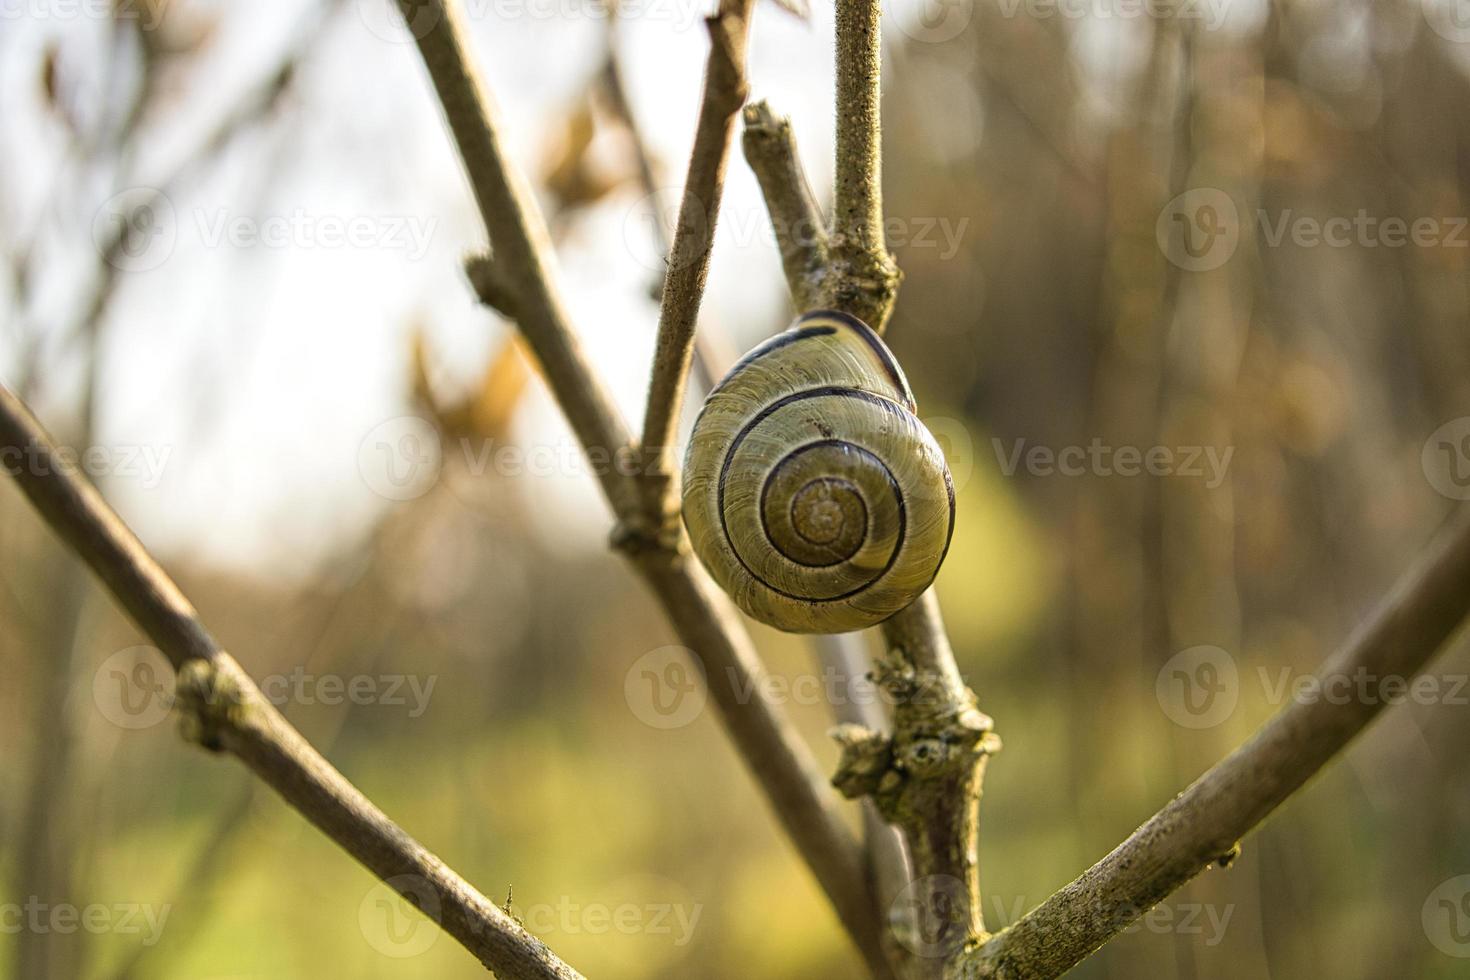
[681,310,955,634]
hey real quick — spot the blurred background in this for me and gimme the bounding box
[3,0,1470,977]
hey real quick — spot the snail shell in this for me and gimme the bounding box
[681,310,955,634]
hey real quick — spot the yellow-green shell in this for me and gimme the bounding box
[681,311,955,634]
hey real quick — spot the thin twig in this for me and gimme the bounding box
[598,35,717,392]
[397,3,894,973]
[637,0,755,528]
[958,509,1470,979]
[830,0,900,330]
[396,0,637,517]
[741,101,829,311]
[0,383,582,980]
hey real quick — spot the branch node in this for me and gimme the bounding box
[740,100,830,310]
[831,722,893,799]
[465,252,519,320]
[174,656,248,753]
[609,509,683,559]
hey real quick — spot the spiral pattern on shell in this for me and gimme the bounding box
[681,311,955,634]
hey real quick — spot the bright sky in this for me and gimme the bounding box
[1,0,1276,578]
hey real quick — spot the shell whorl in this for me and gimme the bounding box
[681,311,955,634]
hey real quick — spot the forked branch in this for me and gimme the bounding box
[740,0,992,969]
[638,0,756,529]
[741,100,829,310]
[0,384,582,980]
[956,509,1470,979]
[397,1,893,973]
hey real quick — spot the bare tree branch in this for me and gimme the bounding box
[397,3,894,973]
[395,0,637,517]
[830,0,900,330]
[598,26,721,392]
[638,0,755,528]
[957,509,1470,979]
[739,5,992,969]
[835,592,1001,974]
[0,382,582,980]
[740,101,829,311]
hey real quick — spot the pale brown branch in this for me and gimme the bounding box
[0,383,581,980]
[741,100,829,311]
[739,5,984,971]
[958,509,1470,979]
[835,593,1000,975]
[465,252,520,321]
[831,0,900,330]
[398,3,895,974]
[396,0,637,518]
[598,37,718,392]
[638,0,755,526]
